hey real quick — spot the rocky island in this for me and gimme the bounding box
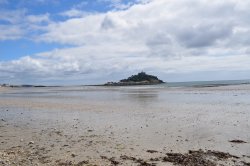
[104,72,164,86]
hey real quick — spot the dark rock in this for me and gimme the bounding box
[242,161,250,166]
[146,150,158,153]
[120,155,155,166]
[28,141,34,145]
[109,157,120,165]
[76,160,89,166]
[229,140,247,144]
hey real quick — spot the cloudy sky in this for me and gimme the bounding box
[0,0,250,85]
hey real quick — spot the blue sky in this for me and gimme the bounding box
[0,0,250,85]
[0,0,139,60]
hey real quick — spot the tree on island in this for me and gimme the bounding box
[120,72,164,83]
[104,72,164,86]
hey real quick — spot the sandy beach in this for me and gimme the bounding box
[0,85,250,165]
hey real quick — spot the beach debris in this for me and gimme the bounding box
[120,155,155,166]
[149,158,160,162]
[229,140,247,144]
[100,156,108,160]
[205,150,239,159]
[56,160,73,166]
[163,151,216,166]
[243,155,250,158]
[242,161,250,166]
[146,150,158,153]
[101,156,120,165]
[0,146,247,166]
[109,157,120,165]
[54,131,63,136]
[28,141,34,145]
[161,150,240,166]
[38,155,51,164]
[76,160,89,166]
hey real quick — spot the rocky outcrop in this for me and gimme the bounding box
[104,72,164,86]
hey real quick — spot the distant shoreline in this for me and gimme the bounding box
[97,82,165,86]
[1,79,249,88]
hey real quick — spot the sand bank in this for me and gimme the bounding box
[0,85,250,165]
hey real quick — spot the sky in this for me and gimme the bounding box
[0,0,250,85]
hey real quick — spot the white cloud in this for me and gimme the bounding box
[1,0,250,84]
[0,9,51,40]
[60,9,94,18]
[0,9,26,24]
[26,13,50,23]
[0,25,24,40]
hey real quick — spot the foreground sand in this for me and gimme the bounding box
[0,85,250,165]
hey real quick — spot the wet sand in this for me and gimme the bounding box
[0,85,250,165]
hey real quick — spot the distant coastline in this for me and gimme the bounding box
[0,84,60,88]
[1,79,249,88]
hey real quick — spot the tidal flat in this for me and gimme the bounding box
[0,85,250,165]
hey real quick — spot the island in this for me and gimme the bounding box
[104,72,164,86]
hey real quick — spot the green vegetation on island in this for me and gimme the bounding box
[104,72,164,86]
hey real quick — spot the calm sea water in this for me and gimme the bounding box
[1,80,250,99]
[163,79,250,88]
[0,80,250,117]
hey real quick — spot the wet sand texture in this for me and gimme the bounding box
[0,85,250,165]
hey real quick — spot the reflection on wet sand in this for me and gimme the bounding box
[121,90,159,105]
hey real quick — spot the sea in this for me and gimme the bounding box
[1,79,250,125]
[163,79,250,88]
[1,79,250,104]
